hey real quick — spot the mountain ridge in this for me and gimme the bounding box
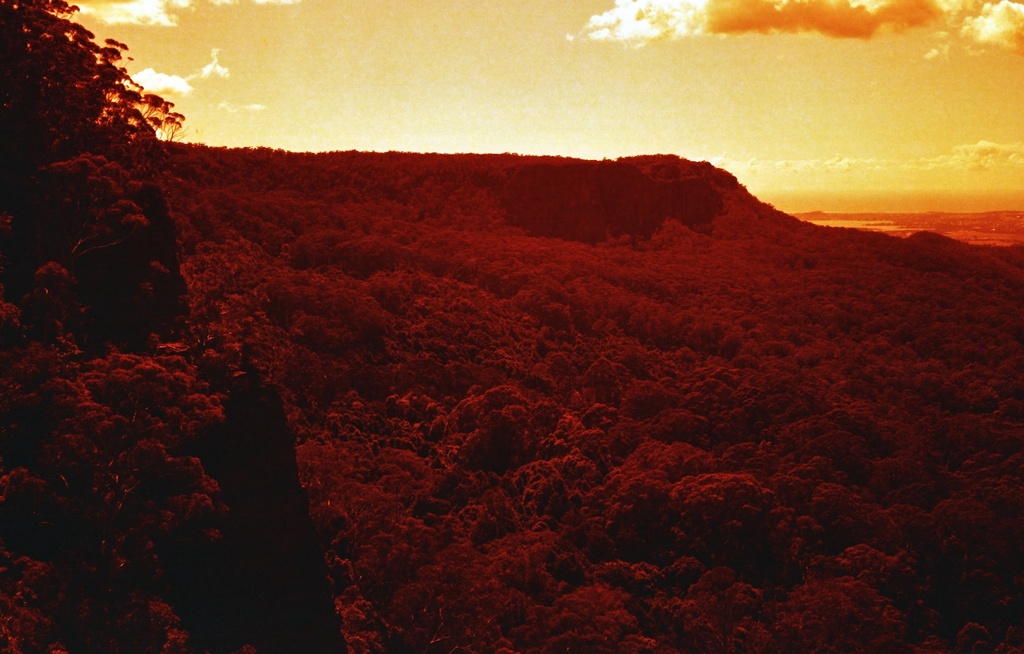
[164,144,792,245]
[153,141,1024,653]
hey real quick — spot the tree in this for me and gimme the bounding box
[1,0,187,339]
[0,351,225,652]
[772,577,909,653]
[0,0,177,174]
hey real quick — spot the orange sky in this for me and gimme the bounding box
[74,0,1024,212]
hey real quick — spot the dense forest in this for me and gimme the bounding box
[3,1,1024,652]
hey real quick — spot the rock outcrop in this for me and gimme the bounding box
[501,156,740,243]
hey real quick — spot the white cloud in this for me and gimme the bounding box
[579,0,943,42]
[129,49,229,95]
[931,140,1024,169]
[78,0,192,26]
[728,155,889,174]
[132,68,194,94]
[719,141,1024,176]
[200,49,230,79]
[78,0,298,25]
[218,102,268,113]
[580,0,1024,53]
[580,0,708,42]
[961,0,1024,53]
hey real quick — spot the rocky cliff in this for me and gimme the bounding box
[501,156,740,242]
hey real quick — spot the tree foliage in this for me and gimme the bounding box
[1,0,187,348]
[162,143,1024,652]
[0,0,181,174]
[4,3,1024,649]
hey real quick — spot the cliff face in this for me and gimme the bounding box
[501,156,742,243]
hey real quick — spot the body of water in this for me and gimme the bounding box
[795,211,1024,246]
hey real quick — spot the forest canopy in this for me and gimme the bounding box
[2,1,1024,652]
[160,142,1024,653]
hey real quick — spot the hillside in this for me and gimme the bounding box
[3,4,1024,651]
[160,144,1024,652]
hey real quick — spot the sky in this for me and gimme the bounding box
[72,0,1024,212]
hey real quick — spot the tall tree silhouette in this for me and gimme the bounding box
[0,0,179,174]
[1,0,188,346]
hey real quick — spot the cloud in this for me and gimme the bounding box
[718,141,1024,176]
[931,140,1024,169]
[200,49,230,79]
[130,49,230,95]
[579,0,713,42]
[579,0,943,42]
[77,0,299,25]
[217,102,268,112]
[723,155,889,174]
[580,0,1024,52]
[131,68,194,94]
[78,0,191,25]
[961,0,1024,53]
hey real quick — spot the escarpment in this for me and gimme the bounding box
[501,157,732,242]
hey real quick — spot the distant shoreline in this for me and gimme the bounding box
[794,211,1024,246]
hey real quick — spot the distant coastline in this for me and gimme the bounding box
[795,211,1024,246]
